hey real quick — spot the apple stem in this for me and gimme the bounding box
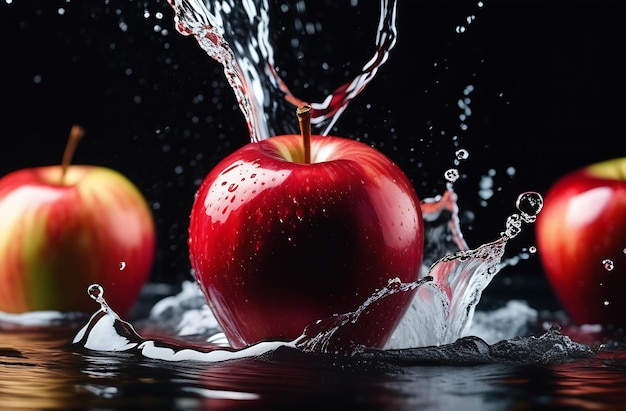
[296,105,312,164]
[60,124,85,184]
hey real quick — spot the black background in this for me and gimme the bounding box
[1,0,624,307]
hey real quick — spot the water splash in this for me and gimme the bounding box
[72,277,596,365]
[74,284,294,360]
[63,0,594,364]
[168,0,398,141]
[386,189,544,349]
[69,188,576,363]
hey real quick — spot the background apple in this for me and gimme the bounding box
[0,126,156,317]
[535,157,626,326]
[188,108,424,351]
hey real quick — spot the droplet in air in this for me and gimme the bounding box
[444,168,460,183]
[455,149,469,160]
[602,259,614,271]
[88,284,104,302]
[87,283,110,312]
[515,191,543,222]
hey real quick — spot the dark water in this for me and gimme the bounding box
[2,328,626,410]
[2,292,626,411]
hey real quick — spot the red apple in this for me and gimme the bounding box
[188,106,424,352]
[0,125,156,317]
[536,157,626,325]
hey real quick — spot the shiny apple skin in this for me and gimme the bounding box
[536,157,626,325]
[189,134,424,351]
[0,165,156,316]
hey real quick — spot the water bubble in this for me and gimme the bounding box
[455,149,469,160]
[444,168,460,183]
[602,259,615,271]
[529,246,537,254]
[515,192,543,222]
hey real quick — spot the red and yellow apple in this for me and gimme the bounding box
[0,125,156,317]
[188,106,424,352]
[536,157,626,325]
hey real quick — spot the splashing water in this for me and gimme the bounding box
[73,281,597,365]
[67,188,592,364]
[63,1,593,363]
[71,190,595,364]
[168,0,398,141]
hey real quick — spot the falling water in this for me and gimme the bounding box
[168,0,398,141]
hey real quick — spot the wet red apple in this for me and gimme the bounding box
[0,125,156,316]
[188,106,424,351]
[536,157,626,325]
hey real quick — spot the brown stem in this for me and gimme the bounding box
[60,124,85,184]
[296,105,312,164]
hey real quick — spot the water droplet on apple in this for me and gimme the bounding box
[228,183,238,192]
[296,208,304,221]
[119,261,126,270]
[602,259,615,271]
[254,240,263,252]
